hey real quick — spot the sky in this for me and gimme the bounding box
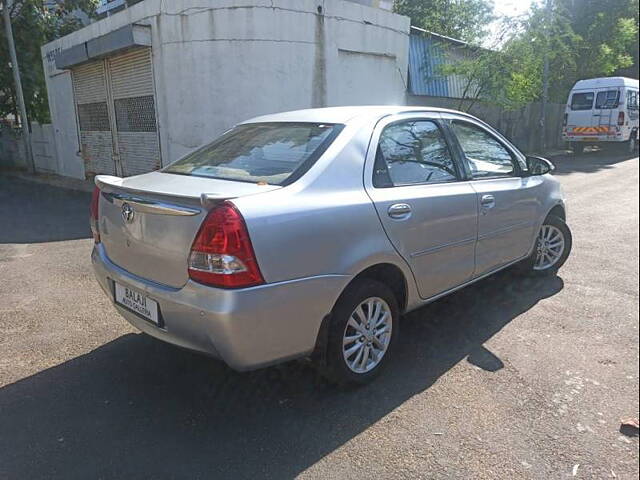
[486,0,536,47]
[492,0,534,19]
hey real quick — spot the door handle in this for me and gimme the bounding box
[388,203,412,219]
[480,195,495,213]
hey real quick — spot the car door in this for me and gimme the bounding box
[594,88,621,134]
[443,114,541,277]
[567,89,595,133]
[364,113,478,300]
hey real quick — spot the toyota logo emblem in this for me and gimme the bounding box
[121,203,135,223]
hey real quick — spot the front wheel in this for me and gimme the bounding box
[318,279,399,385]
[517,215,572,277]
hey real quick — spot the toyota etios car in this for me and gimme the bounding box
[91,106,571,384]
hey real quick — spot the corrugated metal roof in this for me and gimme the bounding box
[408,34,472,99]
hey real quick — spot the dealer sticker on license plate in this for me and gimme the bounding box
[114,282,159,324]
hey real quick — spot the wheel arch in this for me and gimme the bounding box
[547,203,566,221]
[348,263,408,312]
[311,262,409,365]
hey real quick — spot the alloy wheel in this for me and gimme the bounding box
[342,297,393,374]
[534,224,565,271]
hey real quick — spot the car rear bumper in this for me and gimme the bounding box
[92,244,351,370]
[562,131,627,142]
[563,136,626,142]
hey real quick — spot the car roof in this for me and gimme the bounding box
[572,76,639,90]
[240,105,470,125]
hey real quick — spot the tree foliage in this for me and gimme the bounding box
[557,0,639,79]
[436,0,638,111]
[0,1,97,124]
[394,0,495,44]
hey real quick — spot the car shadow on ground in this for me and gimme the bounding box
[0,269,563,479]
[0,175,91,243]
[551,148,638,175]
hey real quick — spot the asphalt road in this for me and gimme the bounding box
[1,150,638,479]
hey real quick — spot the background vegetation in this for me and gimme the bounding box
[395,0,639,110]
[1,0,639,124]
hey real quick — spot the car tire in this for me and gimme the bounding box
[318,279,399,385]
[628,134,638,154]
[571,142,585,154]
[516,215,572,277]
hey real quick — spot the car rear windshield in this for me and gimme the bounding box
[163,122,343,185]
[570,92,594,110]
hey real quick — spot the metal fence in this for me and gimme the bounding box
[406,95,566,153]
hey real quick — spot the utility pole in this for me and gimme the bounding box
[2,0,35,174]
[540,0,552,153]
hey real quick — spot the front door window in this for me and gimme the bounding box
[450,121,518,178]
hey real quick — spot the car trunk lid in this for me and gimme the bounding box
[96,172,280,288]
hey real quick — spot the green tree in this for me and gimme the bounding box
[1,0,97,124]
[557,0,639,79]
[394,0,495,44]
[440,0,637,111]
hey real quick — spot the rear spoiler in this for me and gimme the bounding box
[95,175,234,209]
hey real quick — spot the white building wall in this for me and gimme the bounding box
[42,0,410,176]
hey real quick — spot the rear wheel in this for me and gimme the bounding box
[517,215,572,277]
[318,279,399,385]
[571,142,585,154]
[627,134,638,154]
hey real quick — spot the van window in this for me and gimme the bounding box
[570,92,594,111]
[595,90,620,109]
[627,91,639,110]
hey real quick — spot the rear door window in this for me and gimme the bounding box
[627,90,639,110]
[374,120,459,187]
[595,90,620,109]
[163,122,342,185]
[570,92,594,110]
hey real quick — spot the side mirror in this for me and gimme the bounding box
[526,156,555,176]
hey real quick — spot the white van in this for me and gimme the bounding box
[562,76,639,153]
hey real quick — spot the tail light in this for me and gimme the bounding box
[618,111,625,125]
[188,201,264,288]
[90,186,101,243]
[563,113,568,126]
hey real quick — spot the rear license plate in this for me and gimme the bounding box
[582,137,599,141]
[114,282,159,324]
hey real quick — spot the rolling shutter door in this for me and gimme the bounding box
[73,61,116,175]
[108,48,161,176]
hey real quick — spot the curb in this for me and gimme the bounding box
[1,170,94,193]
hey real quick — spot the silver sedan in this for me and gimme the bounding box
[91,106,572,384]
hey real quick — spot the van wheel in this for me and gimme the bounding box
[318,279,399,385]
[570,142,584,154]
[516,215,572,277]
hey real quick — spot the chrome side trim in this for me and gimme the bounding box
[410,237,476,258]
[477,220,535,241]
[102,192,201,216]
[412,253,529,306]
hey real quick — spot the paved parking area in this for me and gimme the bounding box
[0,150,638,479]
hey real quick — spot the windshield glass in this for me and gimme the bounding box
[164,122,342,185]
[570,92,594,110]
